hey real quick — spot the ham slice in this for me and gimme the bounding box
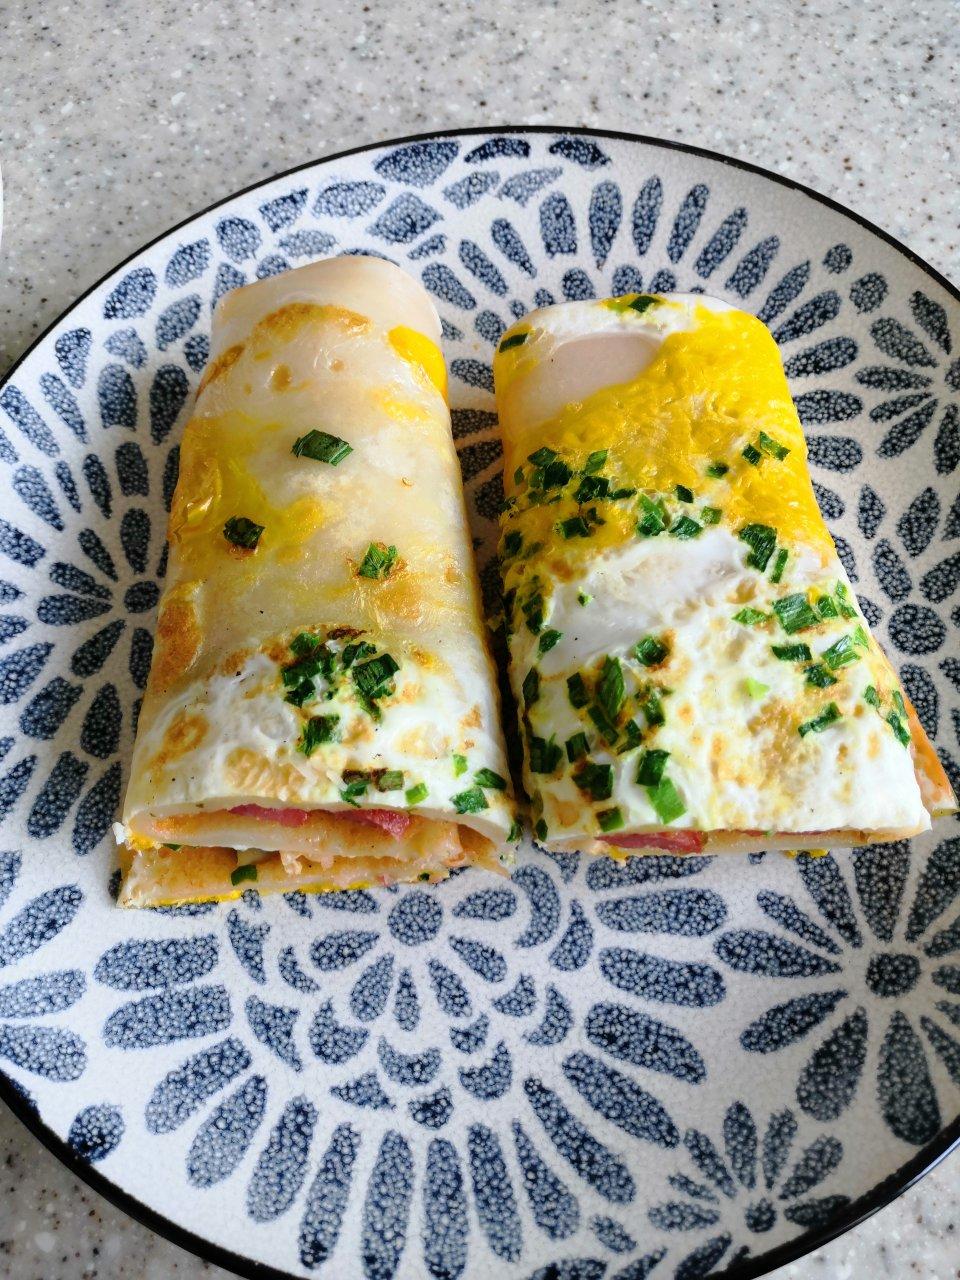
[602,830,706,853]
[229,803,412,841]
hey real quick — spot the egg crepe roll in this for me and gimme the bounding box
[493,293,955,857]
[117,256,516,905]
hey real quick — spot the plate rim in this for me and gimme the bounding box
[1,122,958,1280]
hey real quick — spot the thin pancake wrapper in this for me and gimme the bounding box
[493,293,956,857]
[119,256,515,905]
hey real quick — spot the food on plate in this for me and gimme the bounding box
[493,292,956,857]
[116,255,515,905]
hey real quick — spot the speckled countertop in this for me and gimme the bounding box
[1,1,958,1276]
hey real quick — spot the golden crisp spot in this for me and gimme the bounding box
[151,710,209,770]
[242,384,253,397]
[555,800,580,828]
[253,302,370,347]
[330,358,345,373]
[270,363,293,392]
[220,648,252,676]
[373,389,429,422]
[149,586,202,694]
[198,343,244,395]
[225,747,304,795]
[461,705,483,730]
[401,477,414,487]
[444,564,460,586]
[388,325,449,401]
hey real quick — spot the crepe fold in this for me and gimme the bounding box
[493,293,956,858]
[118,256,515,906]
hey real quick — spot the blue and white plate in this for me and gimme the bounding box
[1,128,958,1280]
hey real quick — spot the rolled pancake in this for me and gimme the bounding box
[493,292,956,857]
[118,256,516,905]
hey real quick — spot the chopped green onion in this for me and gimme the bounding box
[405,782,428,805]
[835,580,857,619]
[706,461,729,479]
[772,642,813,661]
[507,818,523,842]
[798,703,842,737]
[701,506,722,525]
[610,486,637,500]
[816,595,839,620]
[358,542,398,580]
[853,625,870,649]
[628,294,658,314]
[733,607,770,625]
[542,459,573,488]
[223,516,264,549]
[647,777,686,823]
[634,635,669,667]
[578,591,592,607]
[742,443,762,466]
[565,732,590,762]
[636,748,669,786]
[528,446,557,466]
[514,466,524,485]
[773,593,820,634]
[522,667,540,707]
[597,806,625,832]
[558,515,592,539]
[770,548,788,584]
[341,640,375,669]
[298,714,339,756]
[292,429,353,466]
[886,711,911,746]
[453,753,468,777]
[291,632,322,657]
[618,719,644,754]
[864,685,881,708]
[567,673,589,709]
[637,495,668,537]
[539,629,562,656]
[804,663,838,688]
[670,515,702,539]
[822,635,860,670]
[738,523,777,572]
[521,591,544,635]
[574,761,614,801]
[534,818,548,841]
[353,653,399,698]
[499,331,528,352]
[163,843,182,851]
[377,770,405,792]
[597,656,625,721]
[675,484,694,503]
[758,431,790,460]
[528,736,563,773]
[452,786,489,814]
[588,704,621,746]
[503,530,522,558]
[284,679,316,707]
[640,689,665,728]
[341,779,368,806]
[892,689,907,718]
[584,449,608,474]
[475,768,507,791]
[744,677,770,698]
[574,474,610,503]
[231,864,258,886]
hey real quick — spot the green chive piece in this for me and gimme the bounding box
[341,640,375,669]
[578,591,592,607]
[574,761,614,801]
[744,677,770,698]
[758,431,790,460]
[772,642,813,661]
[864,685,882,708]
[588,704,621,746]
[670,514,702,539]
[773,593,820,634]
[701,506,722,525]
[290,632,321,657]
[378,770,405,791]
[503,530,522,558]
[231,864,258,886]
[816,595,839,620]
[405,782,428,805]
[640,689,665,728]
[558,515,592,539]
[539,629,562,656]
[163,843,182,851]
[452,786,489,814]
[892,689,907,718]
[742,443,762,466]
[542,458,573,488]
[499,331,528,352]
[353,653,399,699]
[647,777,686,823]
[567,672,589,709]
[223,516,264,549]
[528,446,557,466]
[475,768,507,791]
[886,710,911,746]
[292,429,353,466]
[534,818,548,841]
[733,607,770,625]
[598,806,625,832]
[618,719,644,754]
[635,635,669,667]
[453,753,468,777]
[706,461,730,479]
[675,484,694,503]
[798,702,842,737]
[835,580,857,619]
[636,748,669,786]
[584,449,608,474]
[574,474,610,503]
[853,625,870,649]
[770,548,788,584]
[521,591,544,635]
[597,656,625,721]
[298,714,340,756]
[804,663,838,688]
[565,731,590,762]
[528,736,563,773]
[610,486,637,500]
[738,523,777,571]
[628,294,658,315]
[358,542,398,580]
[507,819,523,843]
[636,495,668,537]
[822,635,860,670]
[522,667,540,707]
[340,779,368,806]
[514,466,525,485]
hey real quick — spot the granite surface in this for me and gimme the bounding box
[1,0,958,1276]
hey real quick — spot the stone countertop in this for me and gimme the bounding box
[0,0,958,1277]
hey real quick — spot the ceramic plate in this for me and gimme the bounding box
[1,128,958,1280]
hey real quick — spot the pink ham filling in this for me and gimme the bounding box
[602,831,706,853]
[229,803,413,840]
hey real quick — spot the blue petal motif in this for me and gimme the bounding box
[631,178,662,256]
[714,930,841,977]
[351,955,395,1021]
[227,908,269,984]
[361,1131,414,1280]
[797,1007,868,1121]
[0,969,84,1017]
[741,990,847,1053]
[492,218,536,275]
[422,1139,469,1280]
[94,936,217,990]
[585,1003,705,1083]
[906,837,960,941]
[756,890,841,955]
[428,959,472,1018]
[145,1037,251,1134]
[374,140,459,187]
[103,267,157,319]
[388,891,441,945]
[450,1014,488,1054]
[449,936,506,982]
[493,974,536,1017]
[55,327,92,388]
[563,1051,678,1149]
[187,1074,267,1187]
[314,181,385,217]
[393,967,419,1030]
[513,865,561,946]
[586,855,712,890]
[459,240,507,295]
[0,883,82,966]
[378,1036,440,1086]
[246,1095,317,1222]
[598,889,725,937]
[726,236,779,297]
[246,995,303,1071]
[68,1104,124,1161]
[165,238,212,286]
[0,1023,86,1080]
[309,1000,367,1064]
[513,1120,580,1239]
[298,1123,359,1268]
[778,1135,842,1199]
[549,901,593,971]
[877,1011,941,1144]
[454,888,516,921]
[540,192,577,256]
[600,948,724,1008]
[460,1041,512,1099]
[311,930,379,971]
[422,263,476,310]
[103,984,230,1049]
[369,193,441,245]
[408,1086,452,1129]
[468,1123,522,1261]
[695,208,747,278]
[332,1072,394,1111]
